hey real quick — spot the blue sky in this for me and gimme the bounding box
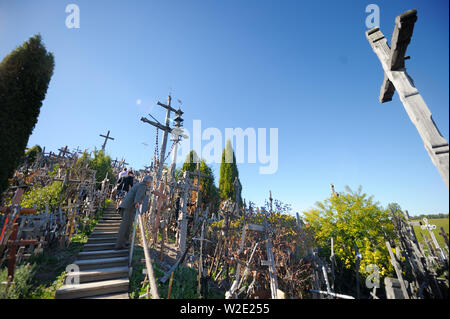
[0,0,448,216]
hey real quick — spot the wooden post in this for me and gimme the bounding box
[226,215,247,299]
[263,218,279,299]
[354,243,361,299]
[137,209,160,299]
[330,237,336,291]
[386,241,410,299]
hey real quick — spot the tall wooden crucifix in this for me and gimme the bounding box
[141,95,184,231]
[141,95,183,181]
[99,130,114,151]
[366,9,449,189]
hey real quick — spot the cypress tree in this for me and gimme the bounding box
[219,140,242,203]
[0,34,55,194]
[180,150,218,208]
[181,150,200,173]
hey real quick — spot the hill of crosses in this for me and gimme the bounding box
[0,7,448,301]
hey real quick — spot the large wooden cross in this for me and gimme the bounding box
[366,9,449,189]
[99,130,114,151]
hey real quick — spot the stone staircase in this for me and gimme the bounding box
[55,204,130,299]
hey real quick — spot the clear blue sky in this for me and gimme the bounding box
[0,0,448,216]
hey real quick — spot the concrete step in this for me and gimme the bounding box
[87,236,117,244]
[83,243,116,251]
[70,266,129,284]
[90,231,119,238]
[82,292,129,299]
[78,249,128,260]
[55,278,129,299]
[75,256,128,270]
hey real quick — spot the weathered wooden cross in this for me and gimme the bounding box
[366,9,449,188]
[99,130,114,151]
[58,146,72,158]
[176,172,198,256]
[5,223,46,281]
[386,241,410,299]
[118,158,129,170]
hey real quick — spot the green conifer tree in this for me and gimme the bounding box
[0,34,54,194]
[219,140,242,204]
[180,150,219,208]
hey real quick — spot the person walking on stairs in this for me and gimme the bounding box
[114,174,152,250]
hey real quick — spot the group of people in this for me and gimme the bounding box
[115,168,135,199]
[112,167,153,250]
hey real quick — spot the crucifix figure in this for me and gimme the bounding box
[421,218,447,265]
[99,130,115,151]
[366,9,449,189]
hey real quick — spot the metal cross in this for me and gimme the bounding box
[421,218,447,265]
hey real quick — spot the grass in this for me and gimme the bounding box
[412,217,449,249]
[128,242,226,299]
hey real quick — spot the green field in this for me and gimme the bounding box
[411,218,449,249]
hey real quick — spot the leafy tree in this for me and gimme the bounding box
[218,140,242,204]
[20,181,63,212]
[89,149,115,186]
[76,149,115,187]
[303,186,396,292]
[24,145,43,165]
[0,34,54,194]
